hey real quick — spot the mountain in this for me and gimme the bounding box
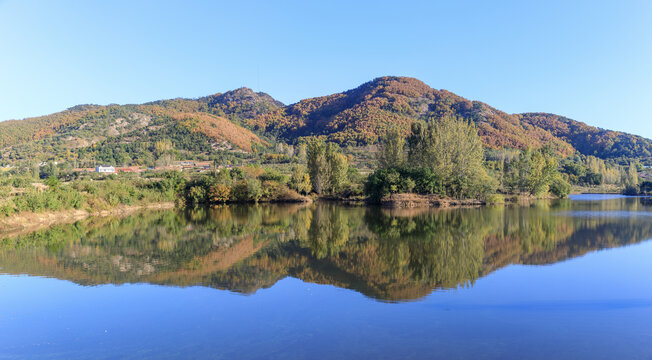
[1,77,651,165]
[0,88,281,165]
[246,76,652,159]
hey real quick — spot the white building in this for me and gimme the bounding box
[96,166,116,173]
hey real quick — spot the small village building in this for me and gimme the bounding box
[96,165,116,173]
[195,161,212,170]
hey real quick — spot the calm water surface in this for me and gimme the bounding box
[1,195,652,359]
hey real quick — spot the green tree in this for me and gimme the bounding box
[525,148,557,196]
[326,144,349,194]
[307,140,329,194]
[549,174,572,198]
[307,140,349,195]
[622,161,639,194]
[39,161,59,180]
[407,117,493,198]
[378,128,405,169]
[290,165,311,195]
[295,143,308,163]
[232,178,263,202]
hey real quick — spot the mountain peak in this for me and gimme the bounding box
[213,87,284,107]
[350,76,436,99]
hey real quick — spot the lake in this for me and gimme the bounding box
[1,195,652,359]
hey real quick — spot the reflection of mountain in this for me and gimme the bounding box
[1,198,651,301]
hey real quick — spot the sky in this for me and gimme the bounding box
[1,0,652,138]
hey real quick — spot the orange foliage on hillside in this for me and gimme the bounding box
[2,76,650,160]
[246,76,576,155]
[0,105,104,148]
[519,113,652,158]
[139,105,264,151]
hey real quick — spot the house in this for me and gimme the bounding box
[172,160,212,171]
[96,165,116,173]
[195,161,212,170]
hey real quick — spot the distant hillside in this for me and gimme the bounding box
[1,77,651,164]
[518,112,652,159]
[0,105,103,149]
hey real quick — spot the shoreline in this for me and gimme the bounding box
[380,193,485,208]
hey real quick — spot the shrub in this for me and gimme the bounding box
[12,177,32,188]
[485,194,505,205]
[623,185,640,196]
[550,175,572,198]
[0,185,11,198]
[232,178,262,202]
[365,167,447,203]
[151,171,186,199]
[259,169,287,183]
[44,176,61,187]
[405,167,443,195]
[209,184,231,203]
[261,180,286,201]
[0,176,178,215]
[0,201,15,216]
[187,186,208,205]
[364,168,401,202]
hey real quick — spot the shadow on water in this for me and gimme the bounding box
[1,196,652,302]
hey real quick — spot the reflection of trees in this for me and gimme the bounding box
[2,197,652,301]
[364,208,488,289]
[307,204,350,259]
[0,204,309,286]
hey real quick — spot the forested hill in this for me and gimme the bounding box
[1,77,651,164]
[246,76,652,159]
[518,112,652,159]
[0,88,280,165]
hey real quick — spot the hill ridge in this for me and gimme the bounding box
[1,76,651,163]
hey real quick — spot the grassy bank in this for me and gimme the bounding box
[0,174,182,217]
[571,184,623,194]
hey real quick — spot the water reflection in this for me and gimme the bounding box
[1,197,651,301]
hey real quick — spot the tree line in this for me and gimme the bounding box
[364,116,571,202]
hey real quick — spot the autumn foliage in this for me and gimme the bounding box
[1,76,651,165]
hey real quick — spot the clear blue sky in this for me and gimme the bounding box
[1,0,651,138]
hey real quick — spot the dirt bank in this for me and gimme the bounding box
[381,193,485,208]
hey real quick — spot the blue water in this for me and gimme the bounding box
[1,198,652,359]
